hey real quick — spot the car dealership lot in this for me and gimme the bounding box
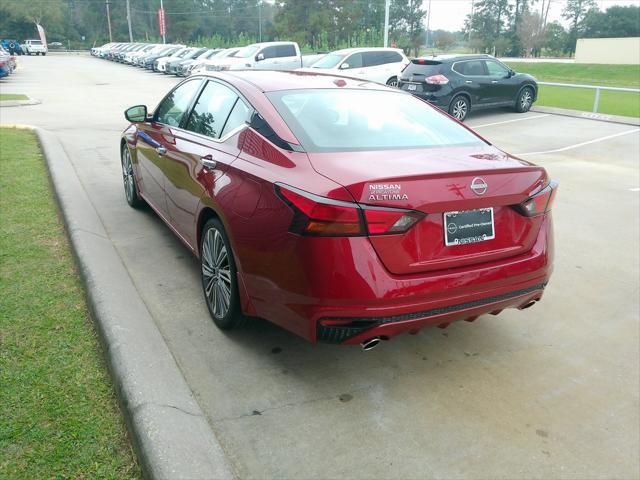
[2,55,638,479]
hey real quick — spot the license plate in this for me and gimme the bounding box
[444,208,495,246]
[407,84,417,91]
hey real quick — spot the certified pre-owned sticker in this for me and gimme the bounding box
[368,183,409,201]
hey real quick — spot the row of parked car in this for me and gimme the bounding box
[0,45,18,78]
[92,41,538,122]
[0,39,48,56]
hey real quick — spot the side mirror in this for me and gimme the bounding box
[339,62,349,70]
[508,69,515,78]
[255,52,265,61]
[125,105,147,123]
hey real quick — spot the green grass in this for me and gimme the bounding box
[0,94,28,101]
[504,62,640,88]
[503,62,640,118]
[536,85,640,118]
[0,128,140,479]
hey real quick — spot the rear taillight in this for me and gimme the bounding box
[518,181,558,217]
[425,74,449,85]
[275,184,424,237]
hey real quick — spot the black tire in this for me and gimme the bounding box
[120,145,144,208]
[515,86,534,113]
[386,76,399,88]
[448,95,470,122]
[200,218,246,330]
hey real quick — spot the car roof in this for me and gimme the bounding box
[416,54,494,63]
[208,70,394,93]
[328,47,404,55]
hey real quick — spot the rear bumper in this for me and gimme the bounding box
[245,214,554,343]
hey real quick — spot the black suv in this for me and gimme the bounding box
[398,54,537,122]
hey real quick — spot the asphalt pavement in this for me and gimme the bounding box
[1,54,638,479]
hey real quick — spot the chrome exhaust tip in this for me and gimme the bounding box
[361,337,381,351]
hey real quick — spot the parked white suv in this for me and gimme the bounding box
[201,41,323,71]
[23,39,47,56]
[299,47,409,86]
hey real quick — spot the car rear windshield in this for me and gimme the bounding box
[30,40,43,45]
[401,60,442,78]
[267,89,484,153]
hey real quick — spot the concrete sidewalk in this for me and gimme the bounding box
[35,126,233,480]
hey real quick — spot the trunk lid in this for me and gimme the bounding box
[308,146,548,274]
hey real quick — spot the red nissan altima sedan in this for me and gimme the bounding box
[120,70,556,349]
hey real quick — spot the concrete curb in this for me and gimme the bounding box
[33,126,234,480]
[0,98,41,107]
[531,105,640,126]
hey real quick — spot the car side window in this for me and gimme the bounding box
[454,60,486,76]
[276,44,296,57]
[221,99,252,138]
[363,51,386,67]
[185,81,238,139]
[344,53,363,69]
[485,60,510,77]
[260,46,279,59]
[154,80,202,127]
[382,51,403,63]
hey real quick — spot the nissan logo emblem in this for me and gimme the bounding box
[470,177,488,195]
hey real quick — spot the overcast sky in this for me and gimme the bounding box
[426,0,640,32]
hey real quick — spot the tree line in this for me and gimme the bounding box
[466,0,639,57]
[0,0,638,56]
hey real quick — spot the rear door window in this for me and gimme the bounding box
[276,44,296,57]
[221,99,252,138]
[453,60,486,76]
[185,81,238,138]
[363,51,386,67]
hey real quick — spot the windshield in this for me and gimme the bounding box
[267,89,484,153]
[311,54,346,69]
[234,45,259,58]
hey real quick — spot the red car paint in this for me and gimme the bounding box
[122,70,555,345]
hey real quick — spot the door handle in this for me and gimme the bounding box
[491,80,499,84]
[156,146,167,156]
[465,80,472,84]
[200,155,217,170]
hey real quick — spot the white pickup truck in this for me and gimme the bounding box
[23,39,47,56]
[198,41,324,72]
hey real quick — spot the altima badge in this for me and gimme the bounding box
[470,177,488,195]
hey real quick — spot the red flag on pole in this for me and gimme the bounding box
[36,24,48,48]
[158,8,166,37]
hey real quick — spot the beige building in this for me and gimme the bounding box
[575,37,640,64]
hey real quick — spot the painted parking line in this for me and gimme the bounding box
[472,114,550,129]
[515,128,640,156]
[630,187,640,192]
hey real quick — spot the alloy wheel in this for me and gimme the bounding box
[122,148,135,203]
[201,228,232,319]
[520,90,532,110]
[452,99,468,121]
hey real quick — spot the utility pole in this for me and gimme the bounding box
[258,1,262,42]
[126,0,133,42]
[383,0,390,47]
[105,0,113,42]
[160,0,166,44]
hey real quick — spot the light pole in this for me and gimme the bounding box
[160,0,166,44]
[258,1,262,42]
[126,0,133,42]
[383,0,390,47]
[105,0,113,42]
